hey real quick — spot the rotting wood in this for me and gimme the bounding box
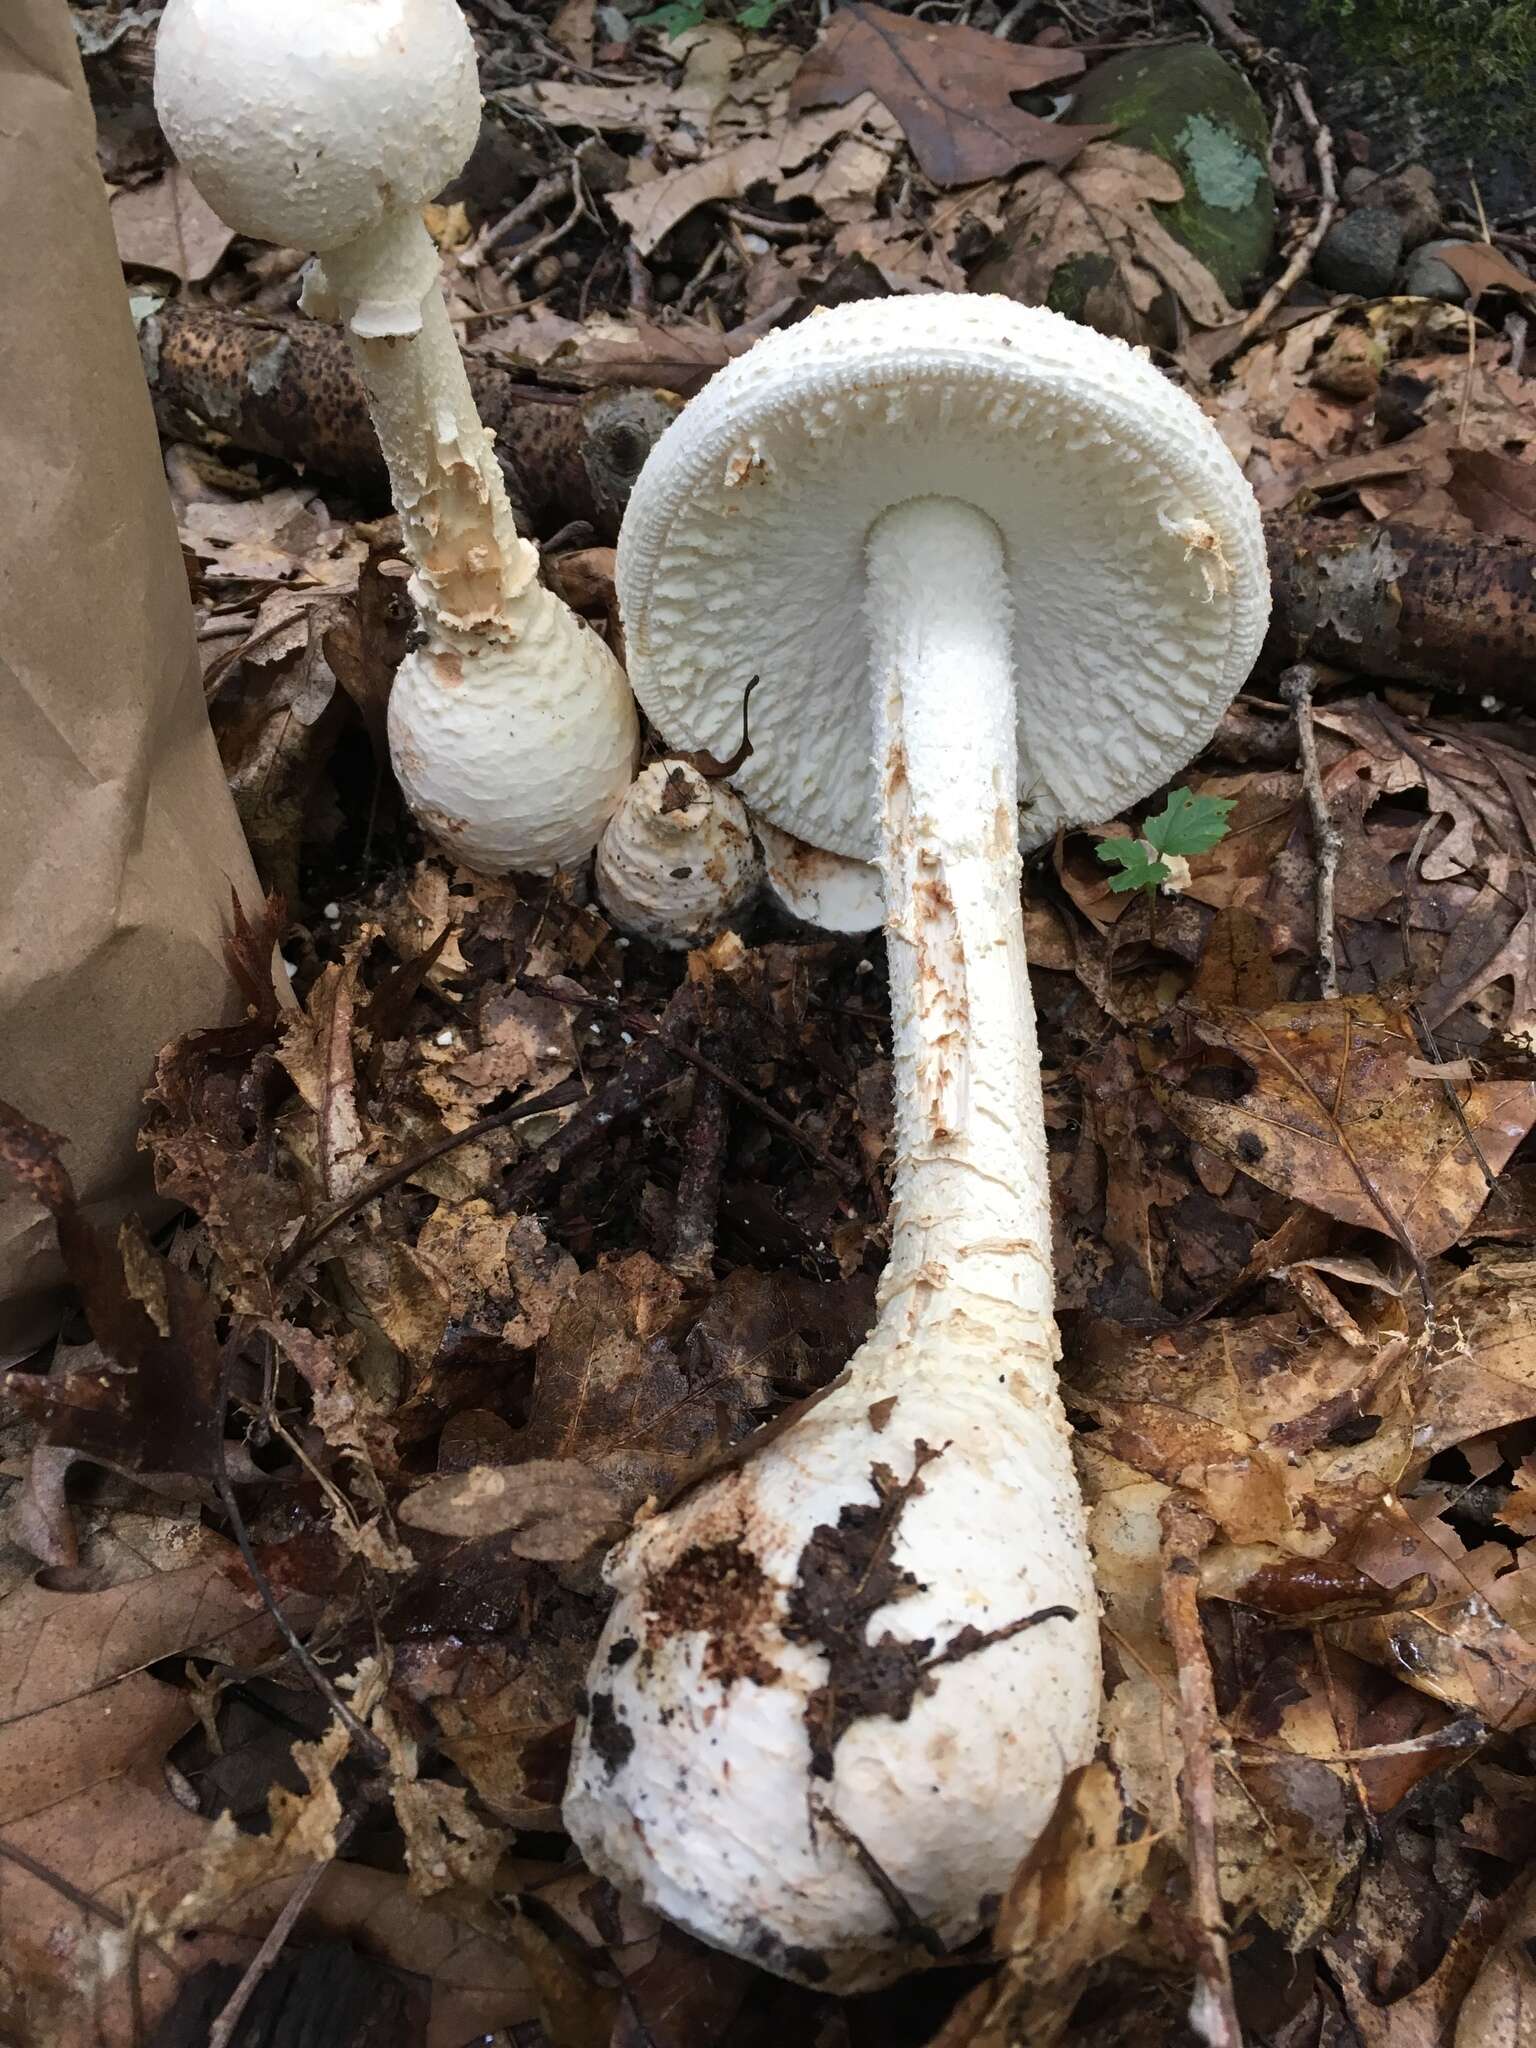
[1265,517,1536,700]
[140,312,1536,705]
[137,301,678,541]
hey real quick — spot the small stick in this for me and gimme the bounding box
[474,166,571,261]
[1231,73,1337,352]
[498,978,703,1210]
[1159,1497,1244,2048]
[276,1072,587,1283]
[207,1812,358,2048]
[214,1329,389,1770]
[1188,0,1264,60]
[1280,662,1342,999]
[504,176,585,286]
[668,1069,727,1285]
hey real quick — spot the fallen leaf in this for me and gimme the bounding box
[610,137,780,255]
[789,3,1097,187]
[930,1763,1153,2047]
[110,165,235,282]
[1156,995,1536,1262]
[1447,446,1536,542]
[980,141,1235,336]
[399,1459,622,1558]
[1437,240,1536,304]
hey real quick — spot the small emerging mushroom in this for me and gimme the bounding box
[595,760,761,950]
[154,0,638,874]
[564,297,1270,1990]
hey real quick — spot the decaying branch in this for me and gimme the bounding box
[1159,1497,1244,2048]
[1279,662,1343,998]
[1265,518,1536,701]
[137,302,677,540]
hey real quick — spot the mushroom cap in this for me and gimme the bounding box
[155,0,481,253]
[617,296,1270,865]
[756,823,883,936]
[596,761,762,949]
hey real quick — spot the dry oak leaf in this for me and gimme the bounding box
[1156,995,1536,1261]
[399,1458,622,1559]
[1437,240,1536,305]
[1447,445,1536,543]
[1329,1493,1536,1733]
[985,142,1236,333]
[789,2,1099,188]
[928,1762,1153,2048]
[110,165,235,282]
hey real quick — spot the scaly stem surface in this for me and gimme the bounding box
[315,211,539,646]
[866,497,1057,1382]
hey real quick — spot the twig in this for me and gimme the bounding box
[498,979,704,1211]
[503,173,585,285]
[275,1072,587,1283]
[1280,663,1342,998]
[1159,1497,1244,2048]
[1231,73,1337,351]
[814,1801,945,1956]
[474,166,571,261]
[207,1810,360,2048]
[668,1070,726,1285]
[516,974,860,1188]
[1409,1003,1501,1195]
[1188,0,1263,60]
[215,1329,389,1770]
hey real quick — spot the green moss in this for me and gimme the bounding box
[1070,46,1274,299]
[1310,0,1536,127]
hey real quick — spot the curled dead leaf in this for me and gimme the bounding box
[399,1459,622,1559]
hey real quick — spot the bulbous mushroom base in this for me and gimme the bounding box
[387,609,639,876]
[563,1340,1100,1992]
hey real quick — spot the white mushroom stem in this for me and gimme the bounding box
[310,212,537,644]
[868,496,1055,1358]
[153,0,637,877]
[563,492,1099,1992]
[313,216,638,874]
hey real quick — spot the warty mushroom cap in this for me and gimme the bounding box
[595,760,761,950]
[154,0,481,254]
[618,295,1270,862]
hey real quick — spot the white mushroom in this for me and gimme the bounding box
[154,0,638,874]
[757,820,883,935]
[595,760,761,949]
[563,297,1270,1990]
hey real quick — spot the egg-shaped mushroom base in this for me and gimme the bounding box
[565,1343,1098,1993]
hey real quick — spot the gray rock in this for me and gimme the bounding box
[1342,163,1441,249]
[1313,206,1405,298]
[1399,238,1471,302]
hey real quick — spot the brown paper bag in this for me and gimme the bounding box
[0,0,261,1360]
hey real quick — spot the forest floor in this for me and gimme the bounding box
[8,1,1536,2043]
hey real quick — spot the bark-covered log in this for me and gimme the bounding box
[138,301,678,541]
[1265,517,1536,701]
[137,303,1536,700]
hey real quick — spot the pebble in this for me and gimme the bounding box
[1313,206,1405,299]
[1398,238,1471,303]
